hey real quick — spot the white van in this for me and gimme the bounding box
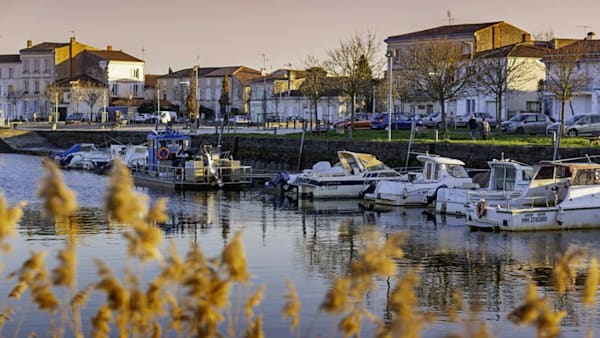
[155,111,177,124]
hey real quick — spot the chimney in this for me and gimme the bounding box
[27,40,32,48]
[522,33,531,42]
[107,45,113,51]
[586,32,596,40]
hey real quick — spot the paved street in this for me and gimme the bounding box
[9,121,307,135]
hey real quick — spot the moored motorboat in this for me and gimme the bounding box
[466,159,600,231]
[435,158,533,215]
[294,150,407,199]
[369,154,478,207]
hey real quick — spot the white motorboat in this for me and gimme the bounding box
[435,159,533,215]
[295,150,407,199]
[466,159,600,231]
[63,144,111,170]
[368,154,478,207]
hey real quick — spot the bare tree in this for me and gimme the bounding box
[323,32,382,138]
[219,73,231,135]
[397,39,475,138]
[474,45,539,129]
[544,41,592,136]
[533,30,555,41]
[78,81,105,122]
[7,85,25,121]
[186,68,198,124]
[301,56,327,129]
[44,82,62,120]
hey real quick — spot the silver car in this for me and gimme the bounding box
[546,114,600,136]
[500,113,555,134]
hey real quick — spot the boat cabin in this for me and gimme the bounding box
[487,159,533,192]
[414,154,473,185]
[146,128,191,171]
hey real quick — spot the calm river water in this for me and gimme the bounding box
[1,153,599,337]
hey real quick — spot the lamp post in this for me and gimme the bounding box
[156,87,160,130]
[386,49,395,141]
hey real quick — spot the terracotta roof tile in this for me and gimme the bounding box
[85,50,143,62]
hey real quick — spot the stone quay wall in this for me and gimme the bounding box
[20,130,600,170]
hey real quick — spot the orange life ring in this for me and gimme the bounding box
[157,147,169,160]
[476,199,487,218]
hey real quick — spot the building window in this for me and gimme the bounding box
[133,84,139,96]
[44,59,51,73]
[24,80,29,93]
[33,59,40,73]
[466,99,476,114]
[8,68,14,79]
[111,84,118,96]
[23,60,29,74]
[34,80,40,94]
[131,68,139,79]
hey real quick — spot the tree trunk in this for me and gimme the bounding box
[440,99,447,139]
[496,92,503,133]
[560,100,566,137]
[314,99,319,129]
[349,94,355,139]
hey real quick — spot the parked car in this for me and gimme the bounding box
[335,113,371,129]
[229,115,250,125]
[454,112,497,128]
[133,113,155,123]
[371,112,423,130]
[500,113,555,134]
[65,112,89,124]
[423,112,442,128]
[546,114,600,136]
[286,115,305,123]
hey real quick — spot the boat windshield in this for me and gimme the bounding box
[446,164,469,178]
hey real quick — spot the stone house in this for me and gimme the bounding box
[248,68,349,124]
[0,54,22,123]
[542,33,600,118]
[385,21,534,118]
[157,66,261,120]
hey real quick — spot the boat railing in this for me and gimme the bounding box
[466,191,554,209]
[130,162,253,185]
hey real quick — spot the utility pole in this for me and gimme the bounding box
[260,53,267,128]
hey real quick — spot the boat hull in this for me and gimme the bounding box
[435,189,522,216]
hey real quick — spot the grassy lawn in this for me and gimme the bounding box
[226,126,593,147]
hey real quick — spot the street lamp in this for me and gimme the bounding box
[386,49,396,141]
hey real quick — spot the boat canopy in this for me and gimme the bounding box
[337,151,385,172]
[416,154,465,166]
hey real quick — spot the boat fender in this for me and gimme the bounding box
[476,199,487,218]
[427,184,447,204]
[556,207,564,225]
[157,147,170,160]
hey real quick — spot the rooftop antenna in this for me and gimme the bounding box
[447,10,454,25]
[577,25,592,36]
[68,30,76,38]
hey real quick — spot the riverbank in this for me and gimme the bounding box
[0,126,597,170]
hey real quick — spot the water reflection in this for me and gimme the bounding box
[2,154,600,337]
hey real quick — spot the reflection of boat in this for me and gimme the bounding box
[435,158,533,215]
[295,151,406,199]
[131,129,253,190]
[369,154,477,207]
[298,198,365,214]
[467,159,600,231]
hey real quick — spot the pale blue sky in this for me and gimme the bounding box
[2,0,599,74]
